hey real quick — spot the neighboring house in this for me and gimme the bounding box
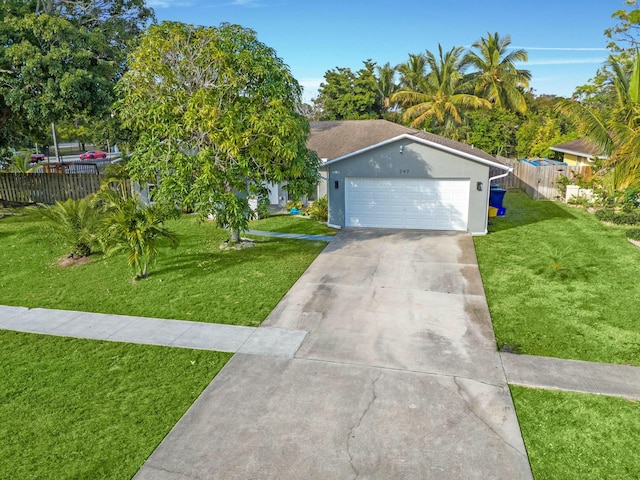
[308,120,510,235]
[550,138,606,166]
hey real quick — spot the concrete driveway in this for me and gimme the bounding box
[135,229,532,479]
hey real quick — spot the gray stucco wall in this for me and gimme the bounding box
[327,138,491,234]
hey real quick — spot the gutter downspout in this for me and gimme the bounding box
[482,168,513,235]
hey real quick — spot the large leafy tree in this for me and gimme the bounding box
[313,60,382,120]
[391,45,491,139]
[463,32,531,114]
[116,21,319,242]
[0,0,154,147]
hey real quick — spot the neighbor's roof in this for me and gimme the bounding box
[308,119,507,169]
[550,138,606,159]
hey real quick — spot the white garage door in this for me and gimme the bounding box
[345,178,470,231]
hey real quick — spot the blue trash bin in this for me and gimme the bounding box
[489,189,507,209]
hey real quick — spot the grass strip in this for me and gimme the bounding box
[511,386,640,480]
[0,330,231,479]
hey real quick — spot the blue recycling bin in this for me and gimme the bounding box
[489,188,507,216]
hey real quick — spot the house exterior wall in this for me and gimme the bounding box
[327,138,491,234]
[562,153,592,167]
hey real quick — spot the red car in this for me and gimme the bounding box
[30,153,45,163]
[79,150,107,160]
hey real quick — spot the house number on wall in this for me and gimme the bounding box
[399,169,410,174]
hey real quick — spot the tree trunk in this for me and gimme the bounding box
[229,228,240,243]
[0,106,12,132]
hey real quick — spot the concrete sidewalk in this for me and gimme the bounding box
[3,304,639,401]
[501,352,640,401]
[0,305,306,358]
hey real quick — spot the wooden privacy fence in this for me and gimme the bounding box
[491,158,591,200]
[0,173,103,204]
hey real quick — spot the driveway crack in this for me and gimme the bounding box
[452,377,527,458]
[346,368,382,479]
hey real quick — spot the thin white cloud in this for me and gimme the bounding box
[147,0,193,7]
[513,46,608,51]
[522,57,608,66]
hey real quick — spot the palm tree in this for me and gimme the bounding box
[38,196,100,257]
[397,53,427,91]
[558,53,640,190]
[376,62,398,113]
[391,45,491,139]
[98,190,179,279]
[463,32,531,113]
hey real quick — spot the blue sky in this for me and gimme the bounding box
[149,0,620,103]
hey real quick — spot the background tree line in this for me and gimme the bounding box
[310,32,577,159]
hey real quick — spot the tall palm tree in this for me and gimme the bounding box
[397,53,427,91]
[559,54,640,190]
[463,32,531,113]
[376,62,397,112]
[391,45,491,138]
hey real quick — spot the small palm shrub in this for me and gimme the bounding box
[99,192,179,279]
[303,196,328,222]
[37,196,100,257]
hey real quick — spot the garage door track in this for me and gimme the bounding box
[135,229,532,479]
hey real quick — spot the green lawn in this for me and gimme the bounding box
[474,191,640,366]
[0,211,327,326]
[0,330,231,480]
[249,214,337,236]
[512,386,640,480]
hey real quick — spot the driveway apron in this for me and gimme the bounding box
[135,229,532,479]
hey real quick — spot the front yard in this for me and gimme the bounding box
[0,330,231,479]
[0,211,331,326]
[475,191,640,480]
[0,210,331,479]
[474,191,640,366]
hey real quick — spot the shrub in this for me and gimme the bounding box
[303,196,328,222]
[626,228,640,241]
[99,192,179,279]
[612,211,640,225]
[595,209,616,222]
[37,196,100,257]
[594,209,640,225]
[286,200,303,211]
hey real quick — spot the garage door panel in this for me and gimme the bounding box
[345,178,469,231]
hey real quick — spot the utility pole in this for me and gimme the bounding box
[51,122,60,162]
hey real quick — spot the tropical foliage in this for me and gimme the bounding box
[559,53,640,190]
[0,0,154,148]
[37,196,100,257]
[462,32,531,113]
[117,21,319,243]
[391,45,491,139]
[98,192,179,279]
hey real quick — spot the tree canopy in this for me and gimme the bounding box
[313,60,382,120]
[0,0,154,148]
[116,21,319,241]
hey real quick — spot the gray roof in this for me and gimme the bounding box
[308,120,415,160]
[309,119,502,165]
[550,138,605,158]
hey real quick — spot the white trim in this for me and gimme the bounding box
[327,223,341,230]
[549,147,606,160]
[323,134,511,171]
